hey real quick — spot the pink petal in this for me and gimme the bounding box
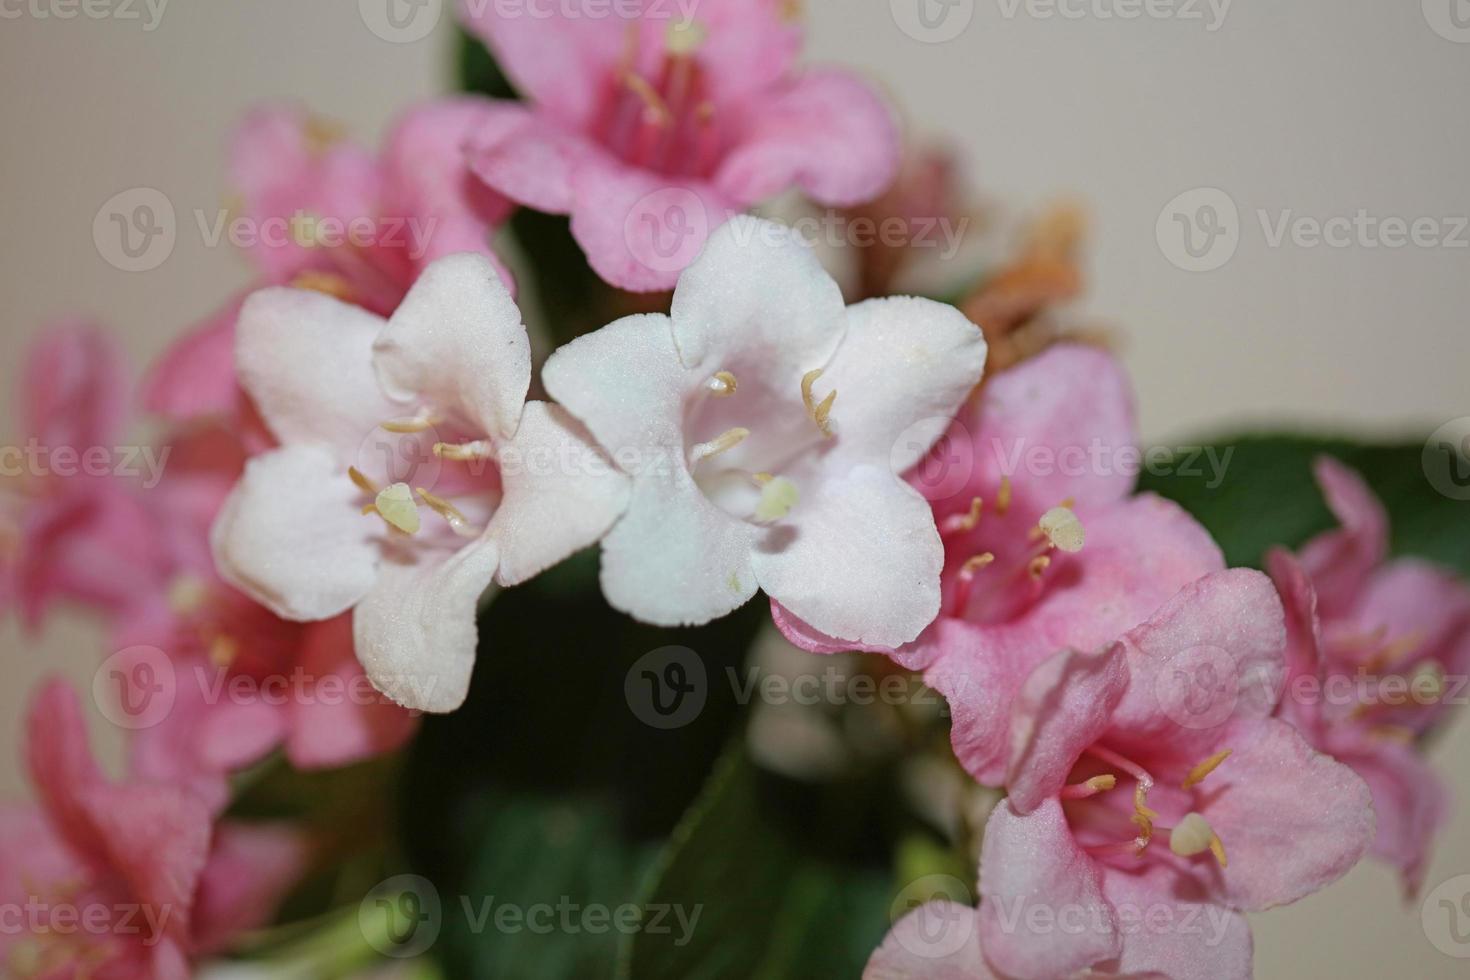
[1193,718,1374,911]
[1264,548,1324,734]
[1100,865,1252,980]
[1298,456,1387,616]
[715,69,900,208]
[978,799,1120,979]
[141,296,245,422]
[285,614,418,769]
[1004,645,1129,814]
[191,823,307,954]
[864,901,993,980]
[197,700,289,771]
[468,104,596,214]
[568,161,737,292]
[1107,569,1287,765]
[23,318,130,451]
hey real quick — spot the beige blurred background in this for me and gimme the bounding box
[1,1,1467,976]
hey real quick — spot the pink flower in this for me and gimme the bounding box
[776,345,1224,774]
[462,0,900,290]
[143,99,514,425]
[0,680,303,979]
[868,570,1375,980]
[1267,457,1470,895]
[2,321,169,628]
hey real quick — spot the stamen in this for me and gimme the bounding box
[416,487,479,538]
[948,552,995,617]
[1182,748,1232,790]
[665,19,706,55]
[1038,506,1085,553]
[1410,660,1446,702]
[707,370,738,397]
[801,369,836,438]
[303,114,346,155]
[370,483,420,534]
[753,476,800,524]
[1169,812,1228,867]
[1060,774,1117,800]
[1086,745,1156,850]
[963,552,997,574]
[434,440,494,461]
[691,427,749,464]
[167,576,209,616]
[996,476,1013,514]
[941,496,984,536]
[348,466,380,495]
[622,72,672,124]
[380,413,440,434]
[291,270,355,301]
[1028,555,1052,580]
[209,635,238,668]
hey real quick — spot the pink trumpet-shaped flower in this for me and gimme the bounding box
[1267,456,1470,895]
[461,0,900,291]
[0,680,303,979]
[143,99,514,425]
[868,570,1374,980]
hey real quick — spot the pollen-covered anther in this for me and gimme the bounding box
[753,476,800,524]
[380,412,441,434]
[416,487,480,538]
[801,369,836,438]
[1170,812,1228,867]
[941,496,984,535]
[167,576,209,616]
[996,476,1013,515]
[291,270,355,302]
[962,552,996,576]
[348,466,380,496]
[1038,506,1085,553]
[691,427,749,464]
[1061,774,1117,800]
[433,440,494,461]
[665,18,707,55]
[367,483,420,535]
[209,635,239,669]
[1182,748,1233,790]
[622,72,671,124]
[1028,555,1052,580]
[1408,660,1446,702]
[707,370,738,397]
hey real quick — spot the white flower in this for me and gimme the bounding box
[211,253,630,712]
[543,217,987,647]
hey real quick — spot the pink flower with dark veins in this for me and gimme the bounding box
[143,99,514,425]
[866,570,1375,980]
[0,680,303,980]
[462,0,900,290]
[1267,456,1470,895]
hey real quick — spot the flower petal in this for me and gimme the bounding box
[1100,865,1252,980]
[191,823,306,955]
[1004,645,1129,814]
[1298,456,1388,615]
[24,318,129,451]
[978,798,1120,980]
[211,445,382,621]
[1193,718,1374,911]
[1107,569,1287,764]
[467,104,594,214]
[817,296,986,472]
[141,295,245,421]
[753,463,941,648]
[489,401,631,586]
[373,251,530,441]
[235,286,399,453]
[864,901,993,980]
[353,538,500,713]
[715,69,900,207]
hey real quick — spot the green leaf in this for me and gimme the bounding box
[1137,434,1470,576]
[618,747,892,980]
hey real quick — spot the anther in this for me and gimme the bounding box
[691,427,749,463]
[941,497,984,535]
[1182,749,1232,790]
[1060,774,1117,800]
[707,371,738,397]
[380,413,440,434]
[801,369,836,438]
[433,441,494,461]
[416,487,479,538]
[1038,506,1085,553]
[996,476,1013,515]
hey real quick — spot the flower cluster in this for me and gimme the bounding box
[4,2,1467,978]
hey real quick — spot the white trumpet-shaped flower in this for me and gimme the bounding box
[543,217,988,647]
[211,253,630,712]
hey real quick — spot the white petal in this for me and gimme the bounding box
[235,287,400,453]
[374,252,530,441]
[210,446,381,621]
[753,462,943,648]
[352,537,500,713]
[489,401,631,586]
[541,313,687,459]
[820,296,987,473]
[599,469,759,628]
